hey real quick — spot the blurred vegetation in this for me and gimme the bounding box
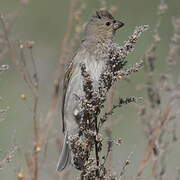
[0,0,179,179]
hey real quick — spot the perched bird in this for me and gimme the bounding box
[57,9,124,171]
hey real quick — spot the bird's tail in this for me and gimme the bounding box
[56,132,71,172]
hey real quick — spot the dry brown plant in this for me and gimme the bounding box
[0,0,179,180]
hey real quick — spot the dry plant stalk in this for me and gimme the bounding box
[67,25,148,179]
[0,145,18,170]
[168,17,180,65]
[135,0,180,179]
[0,65,18,170]
[0,9,41,180]
[0,6,26,175]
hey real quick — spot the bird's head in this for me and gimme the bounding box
[85,10,124,43]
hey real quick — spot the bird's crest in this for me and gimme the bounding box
[95,10,114,20]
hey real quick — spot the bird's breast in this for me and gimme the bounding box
[79,51,106,82]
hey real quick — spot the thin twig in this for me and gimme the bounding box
[94,116,100,176]
[119,149,134,180]
[32,96,39,180]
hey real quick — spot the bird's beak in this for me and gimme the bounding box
[113,20,124,30]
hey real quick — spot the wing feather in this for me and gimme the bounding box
[62,60,75,133]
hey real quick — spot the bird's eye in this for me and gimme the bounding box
[105,22,111,26]
[113,20,116,23]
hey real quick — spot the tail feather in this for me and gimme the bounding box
[57,133,71,171]
[57,129,85,171]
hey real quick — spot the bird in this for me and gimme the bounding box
[57,9,124,172]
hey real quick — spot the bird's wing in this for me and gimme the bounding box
[62,59,75,133]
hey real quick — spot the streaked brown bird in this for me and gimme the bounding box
[57,9,124,171]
